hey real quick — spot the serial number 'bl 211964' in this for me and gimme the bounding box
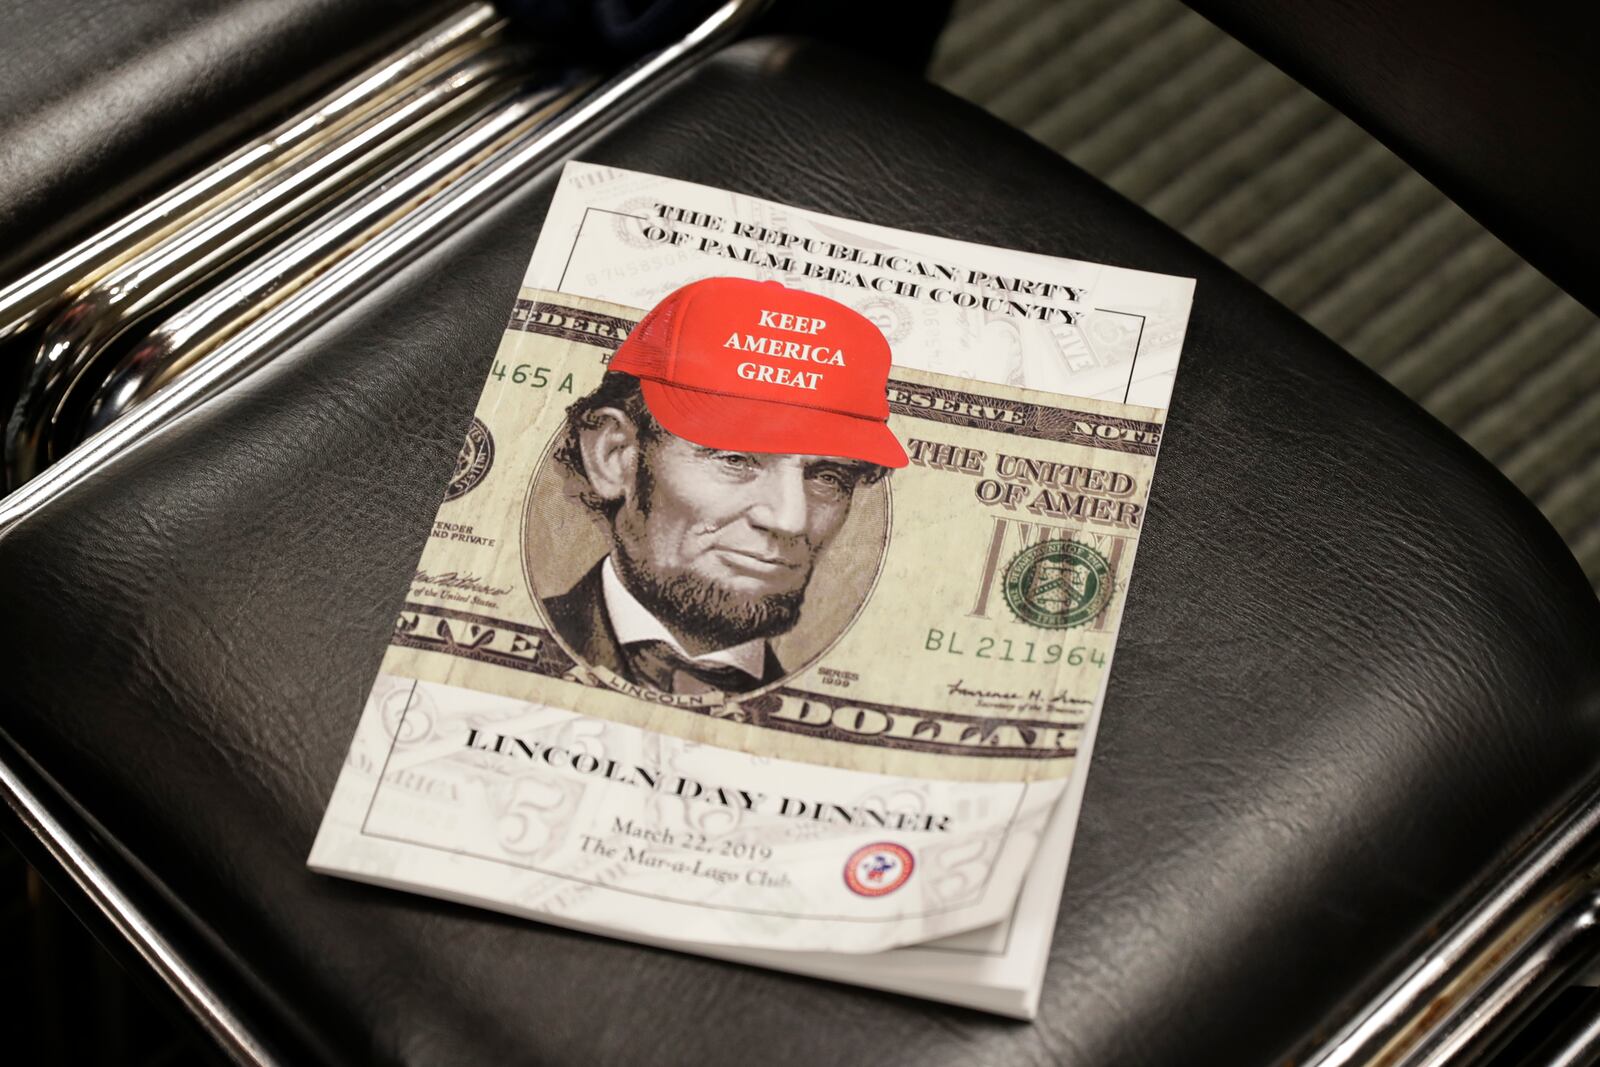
[924,628,1106,667]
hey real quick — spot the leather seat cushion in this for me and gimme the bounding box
[2,36,1597,1066]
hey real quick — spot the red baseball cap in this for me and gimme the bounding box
[609,277,908,468]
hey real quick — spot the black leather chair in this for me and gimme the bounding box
[2,2,1596,1065]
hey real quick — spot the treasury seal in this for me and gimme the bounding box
[844,842,914,898]
[445,417,494,501]
[1002,539,1113,629]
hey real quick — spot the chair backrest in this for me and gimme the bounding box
[1183,0,1600,316]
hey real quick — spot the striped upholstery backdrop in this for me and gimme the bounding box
[932,0,1600,589]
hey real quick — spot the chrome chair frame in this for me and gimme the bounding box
[0,3,502,344]
[4,15,530,486]
[0,1,1596,1063]
[1299,774,1600,1066]
[79,80,581,439]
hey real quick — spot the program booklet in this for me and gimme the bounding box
[310,161,1194,1018]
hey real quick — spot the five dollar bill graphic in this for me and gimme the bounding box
[310,290,1163,952]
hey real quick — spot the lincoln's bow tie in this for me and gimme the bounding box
[622,639,761,695]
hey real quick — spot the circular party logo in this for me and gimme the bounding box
[844,843,914,897]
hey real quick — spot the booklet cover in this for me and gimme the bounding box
[310,161,1193,1016]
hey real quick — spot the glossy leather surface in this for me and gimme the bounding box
[0,0,448,280]
[1,36,1598,1066]
[1184,0,1600,317]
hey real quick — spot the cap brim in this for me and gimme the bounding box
[639,380,909,468]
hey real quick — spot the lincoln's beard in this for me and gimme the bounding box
[611,543,808,650]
